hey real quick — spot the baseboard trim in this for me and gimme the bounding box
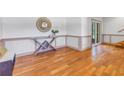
[102,42,112,45]
[67,46,81,51]
[17,51,34,57]
[17,45,92,57]
[17,45,66,57]
[81,47,91,51]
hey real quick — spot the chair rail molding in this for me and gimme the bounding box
[2,35,92,56]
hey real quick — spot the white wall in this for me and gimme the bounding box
[66,17,82,50]
[66,17,82,36]
[103,17,124,43]
[66,17,93,51]
[91,17,103,21]
[81,17,91,50]
[0,18,3,47]
[2,17,66,55]
[1,17,103,55]
[81,17,90,36]
[103,17,124,34]
[0,18,2,39]
[2,17,66,38]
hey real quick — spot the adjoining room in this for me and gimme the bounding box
[0,17,124,76]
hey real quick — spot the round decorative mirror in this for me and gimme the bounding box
[36,17,52,32]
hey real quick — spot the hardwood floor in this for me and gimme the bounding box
[13,44,124,76]
[113,41,124,48]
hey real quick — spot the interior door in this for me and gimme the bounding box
[92,20,101,45]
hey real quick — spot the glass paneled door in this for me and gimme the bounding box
[92,20,101,45]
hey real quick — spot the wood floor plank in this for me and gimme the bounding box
[13,44,124,76]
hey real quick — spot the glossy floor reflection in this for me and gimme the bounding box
[13,44,124,76]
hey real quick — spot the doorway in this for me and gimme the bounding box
[91,19,101,46]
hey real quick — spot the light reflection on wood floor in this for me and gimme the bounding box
[13,44,124,76]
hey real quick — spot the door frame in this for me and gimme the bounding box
[91,19,102,47]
